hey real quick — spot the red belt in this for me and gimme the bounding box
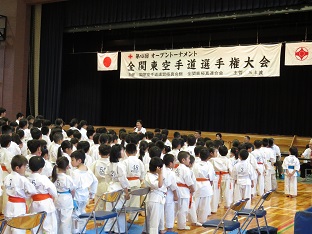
[216,171,229,189]
[127,177,140,181]
[32,194,52,201]
[174,164,179,168]
[257,162,264,164]
[8,196,27,212]
[177,183,192,208]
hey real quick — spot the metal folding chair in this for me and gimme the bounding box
[202,198,249,234]
[0,219,7,234]
[116,187,150,234]
[3,211,47,234]
[79,189,124,234]
[235,190,275,233]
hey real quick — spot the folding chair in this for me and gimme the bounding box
[0,219,7,234]
[202,198,249,234]
[3,211,47,234]
[79,189,124,234]
[235,190,275,233]
[117,187,150,234]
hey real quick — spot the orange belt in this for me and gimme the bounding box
[32,194,52,201]
[1,165,8,172]
[216,171,229,189]
[127,177,140,181]
[196,178,209,182]
[174,164,179,168]
[257,162,264,164]
[8,196,26,203]
[177,183,192,208]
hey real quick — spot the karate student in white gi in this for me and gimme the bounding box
[4,155,37,234]
[104,144,130,233]
[251,140,266,196]
[175,151,195,230]
[163,154,178,232]
[193,147,215,223]
[70,150,98,234]
[261,138,275,192]
[57,140,73,170]
[142,157,166,234]
[123,143,145,222]
[232,149,255,209]
[282,147,300,198]
[28,156,58,234]
[49,132,63,163]
[52,156,76,234]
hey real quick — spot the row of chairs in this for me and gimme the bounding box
[202,189,275,234]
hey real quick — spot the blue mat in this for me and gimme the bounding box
[86,223,178,234]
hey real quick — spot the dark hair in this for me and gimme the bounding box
[139,141,148,161]
[239,149,249,160]
[289,146,298,157]
[72,130,82,140]
[0,134,11,147]
[161,129,169,136]
[154,128,161,133]
[164,145,171,154]
[155,140,165,151]
[110,144,123,163]
[0,107,6,115]
[77,141,90,154]
[187,135,196,146]
[11,155,28,170]
[27,139,41,154]
[216,133,222,138]
[16,129,25,139]
[16,112,24,119]
[70,149,85,163]
[213,140,223,149]
[245,136,250,140]
[18,119,28,129]
[190,155,195,165]
[99,144,111,156]
[262,138,269,147]
[30,127,42,140]
[70,137,79,145]
[230,147,239,160]
[171,138,180,149]
[96,127,107,134]
[200,148,209,161]
[219,145,228,156]
[11,133,22,145]
[196,140,205,147]
[126,143,137,155]
[87,127,95,139]
[55,118,64,126]
[173,131,181,138]
[149,157,163,172]
[52,156,69,183]
[268,138,274,147]
[41,126,49,135]
[33,119,42,128]
[10,121,18,128]
[194,145,203,156]
[29,156,45,172]
[149,146,161,158]
[178,151,190,163]
[93,133,101,144]
[53,132,63,143]
[254,140,262,149]
[69,118,79,127]
[136,119,143,125]
[195,130,201,135]
[146,131,154,140]
[232,139,240,147]
[163,154,175,167]
[1,125,12,135]
[57,140,73,158]
[42,119,51,127]
[26,115,35,121]
[79,120,88,129]
[99,133,109,144]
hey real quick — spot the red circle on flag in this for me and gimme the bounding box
[103,57,112,67]
[295,47,309,61]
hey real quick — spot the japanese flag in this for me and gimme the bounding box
[97,52,118,71]
[285,42,312,66]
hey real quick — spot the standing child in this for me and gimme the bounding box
[104,144,130,233]
[175,151,195,230]
[57,140,73,169]
[28,156,58,234]
[232,149,254,209]
[282,147,300,198]
[123,143,145,222]
[193,148,215,223]
[163,154,178,232]
[52,156,76,234]
[89,144,111,210]
[4,155,37,234]
[70,149,98,234]
[251,140,266,196]
[143,157,166,234]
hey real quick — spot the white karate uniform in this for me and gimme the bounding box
[89,157,110,210]
[123,155,145,221]
[71,168,98,233]
[251,149,266,196]
[28,173,58,234]
[42,135,52,148]
[84,153,93,168]
[54,172,76,234]
[104,162,130,233]
[134,127,146,134]
[4,171,37,234]
[232,160,254,209]
[247,153,259,196]
[80,128,88,141]
[175,164,194,229]
[193,160,215,223]
[49,143,60,163]
[163,166,178,229]
[261,147,276,192]
[182,145,195,156]
[41,159,53,178]
[168,149,180,165]
[142,152,151,172]
[89,143,100,161]
[210,155,233,210]
[188,169,198,224]
[7,141,21,156]
[143,172,167,234]
[282,155,300,196]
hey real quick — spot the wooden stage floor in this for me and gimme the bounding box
[85,179,312,234]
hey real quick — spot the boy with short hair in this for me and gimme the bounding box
[169,138,182,168]
[4,155,37,234]
[70,149,98,233]
[175,151,195,230]
[28,156,58,233]
[232,149,254,209]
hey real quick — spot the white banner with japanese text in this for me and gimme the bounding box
[120,44,281,79]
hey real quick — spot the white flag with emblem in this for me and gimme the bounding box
[285,42,312,66]
[97,52,118,71]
